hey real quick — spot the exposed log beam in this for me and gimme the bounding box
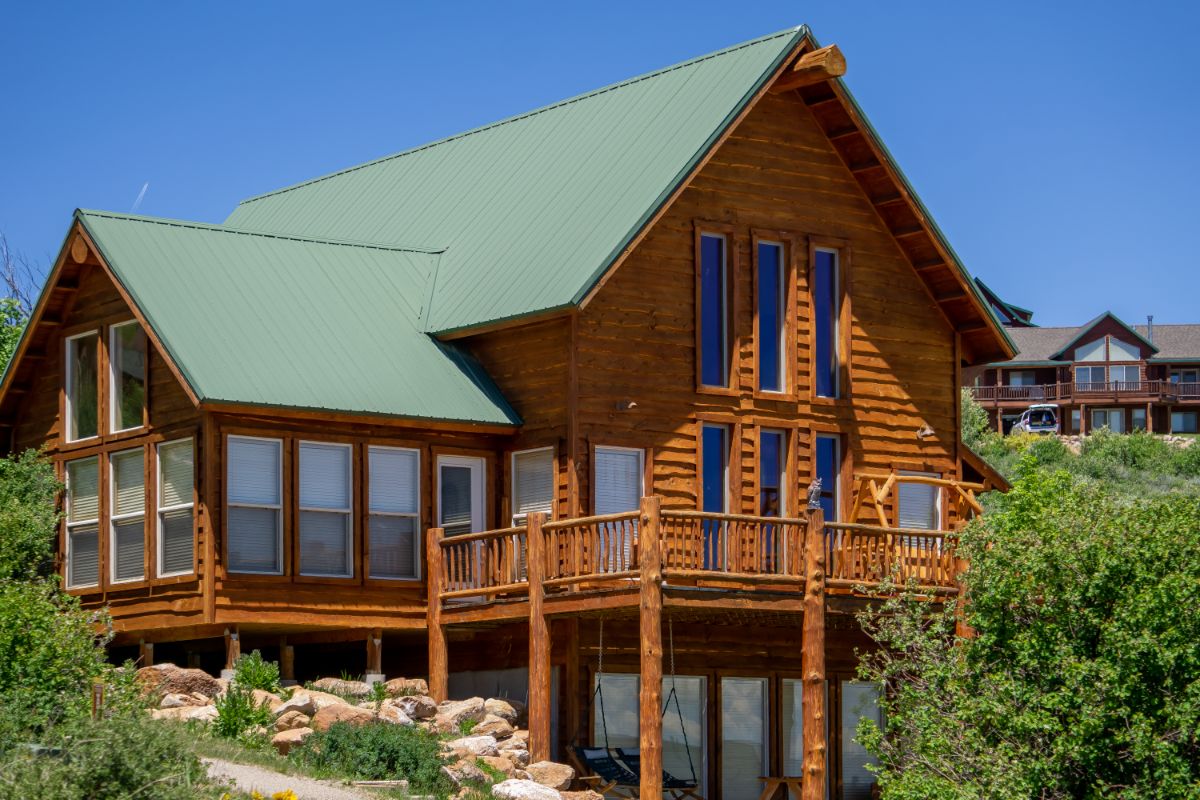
[959,320,989,332]
[871,193,905,206]
[892,225,926,238]
[826,125,860,141]
[936,288,968,303]
[914,258,946,271]
[771,44,847,93]
[849,159,882,173]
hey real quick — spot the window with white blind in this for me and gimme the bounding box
[511,447,554,525]
[66,457,100,589]
[721,677,769,799]
[593,447,643,515]
[227,436,283,574]
[368,446,419,580]
[299,441,353,578]
[841,682,884,800]
[109,449,145,583]
[157,439,194,577]
[898,471,940,531]
[110,320,147,433]
[65,331,99,442]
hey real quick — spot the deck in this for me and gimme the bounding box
[971,380,1200,407]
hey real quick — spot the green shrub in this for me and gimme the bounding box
[233,649,281,694]
[0,581,109,729]
[0,709,210,800]
[1171,442,1200,478]
[213,684,272,742]
[1078,428,1173,478]
[289,721,453,794]
[0,450,60,582]
[960,388,991,452]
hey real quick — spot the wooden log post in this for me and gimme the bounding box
[770,44,847,93]
[138,639,154,668]
[426,526,448,702]
[638,495,664,799]
[223,627,241,679]
[564,617,581,752]
[279,637,296,684]
[367,628,384,681]
[527,512,552,762]
[801,507,827,800]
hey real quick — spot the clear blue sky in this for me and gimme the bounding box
[2,1,1197,325]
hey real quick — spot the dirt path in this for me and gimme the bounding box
[203,757,379,800]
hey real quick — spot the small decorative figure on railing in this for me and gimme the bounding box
[807,478,822,511]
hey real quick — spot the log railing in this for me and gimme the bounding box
[439,525,529,600]
[659,510,807,583]
[971,380,1199,404]
[825,522,957,592]
[542,511,641,587]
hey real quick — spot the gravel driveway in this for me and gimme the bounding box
[203,757,378,800]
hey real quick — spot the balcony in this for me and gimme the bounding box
[971,381,1200,406]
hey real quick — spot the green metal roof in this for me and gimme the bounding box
[225,27,807,334]
[77,210,519,426]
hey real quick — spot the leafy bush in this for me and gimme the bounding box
[858,466,1200,798]
[0,450,60,582]
[0,581,110,729]
[233,650,281,694]
[0,709,210,800]
[960,388,991,452]
[1078,428,1173,478]
[214,683,272,742]
[1172,442,1200,477]
[289,721,453,795]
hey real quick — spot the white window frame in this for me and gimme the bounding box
[437,454,486,536]
[368,445,421,581]
[511,446,555,526]
[109,447,146,584]
[757,239,787,394]
[593,445,645,513]
[157,438,195,578]
[298,440,354,578]
[815,246,841,399]
[226,434,284,575]
[65,456,100,589]
[109,320,146,434]
[898,470,942,533]
[64,329,100,443]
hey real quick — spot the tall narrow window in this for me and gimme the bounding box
[757,241,786,392]
[759,429,785,517]
[110,449,145,583]
[227,436,282,574]
[368,446,420,580]
[701,424,729,569]
[842,682,884,800]
[699,233,729,388]
[66,457,100,589]
[721,677,769,799]
[815,434,841,521]
[110,321,147,432]
[898,471,940,530]
[813,248,840,398]
[299,441,353,578]
[512,447,554,525]
[65,331,99,441]
[158,439,194,577]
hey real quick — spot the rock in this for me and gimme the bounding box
[185,705,219,723]
[443,759,488,788]
[475,713,515,739]
[484,698,519,725]
[394,694,438,719]
[311,703,375,731]
[445,734,499,757]
[251,689,283,711]
[491,779,561,800]
[274,710,311,732]
[525,761,575,791]
[159,692,193,709]
[481,755,519,777]
[377,703,414,726]
[503,748,531,768]
[560,792,602,800]
[435,697,486,732]
[310,677,372,697]
[305,689,351,710]
[273,692,317,718]
[272,726,313,755]
[384,677,428,696]
[190,692,211,705]
[136,663,221,700]
[149,707,193,721]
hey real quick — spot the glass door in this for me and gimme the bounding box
[1090,408,1125,433]
[721,677,769,800]
[438,456,484,537]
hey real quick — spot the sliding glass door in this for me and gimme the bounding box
[721,677,769,799]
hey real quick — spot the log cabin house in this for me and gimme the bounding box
[0,27,1014,800]
[964,302,1200,435]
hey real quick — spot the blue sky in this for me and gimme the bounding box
[2,1,1197,325]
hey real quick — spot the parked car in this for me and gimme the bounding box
[1011,404,1060,435]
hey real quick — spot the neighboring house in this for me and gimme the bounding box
[0,27,1011,800]
[966,308,1200,435]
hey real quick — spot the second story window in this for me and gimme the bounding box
[65,457,100,589]
[227,435,283,575]
[814,434,841,521]
[110,321,147,432]
[813,248,841,398]
[512,447,554,525]
[65,331,99,441]
[368,446,420,580]
[698,232,730,388]
[898,471,941,530]
[757,241,786,393]
[1110,365,1140,386]
[759,429,786,516]
[110,449,145,584]
[157,439,195,577]
[1075,365,1105,389]
[298,442,353,578]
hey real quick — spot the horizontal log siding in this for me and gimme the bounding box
[577,91,959,518]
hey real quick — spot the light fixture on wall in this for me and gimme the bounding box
[916,423,935,440]
[616,400,638,411]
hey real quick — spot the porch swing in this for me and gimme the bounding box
[573,618,704,800]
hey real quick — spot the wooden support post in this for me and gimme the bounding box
[138,639,154,667]
[224,626,241,673]
[279,636,295,683]
[1146,401,1154,433]
[951,524,975,640]
[638,496,664,799]
[426,526,448,702]
[367,628,383,678]
[527,512,552,763]
[801,507,827,800]
[1080,404,1087,435]
[564,617,581,751]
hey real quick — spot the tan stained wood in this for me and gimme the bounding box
[638,495,664,798]
[801,507,827,800]
[426,526,448,701]
[526,512,551,761]
[770,45,847,94]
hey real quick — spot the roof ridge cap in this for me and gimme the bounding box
[76,209,445,254]
[234,26,807,208]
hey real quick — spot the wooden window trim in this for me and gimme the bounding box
[694,221,740,396]
[751,229,798,401]
[364,443,423,586]
[807,236,852,406]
